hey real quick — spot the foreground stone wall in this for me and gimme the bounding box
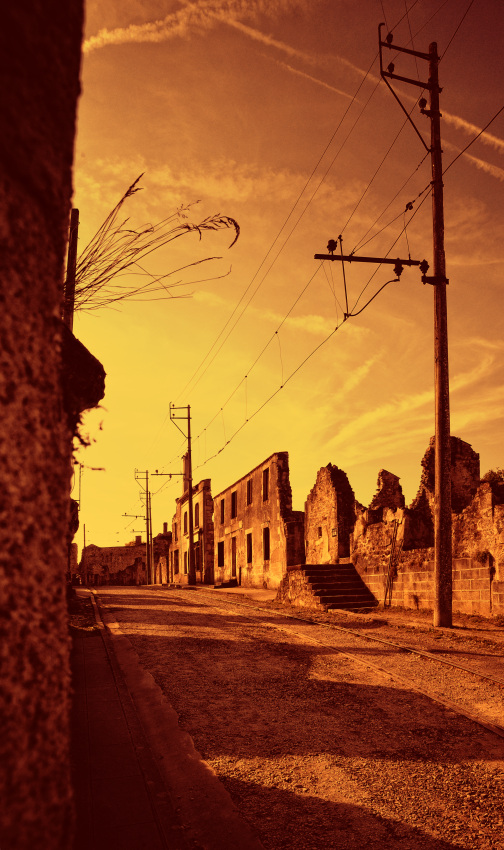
[0,3,84,848]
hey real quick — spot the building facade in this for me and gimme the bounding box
[80,528,171,586]
[169,478,215,584]
[213,452,305,589]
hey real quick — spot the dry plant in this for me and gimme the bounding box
[71,175,240,312]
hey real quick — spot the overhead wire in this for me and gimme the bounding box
[173,55,382,405]
[159,0,492,475]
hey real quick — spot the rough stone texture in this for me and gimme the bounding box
[305,464,355,563]
[304,438,503,617]
[411,436,480,515]
[170,479,214,584]
[213,452,305,589]
[369,469,405,514]
[276,566,326,610]
[0,3,84,848]
[79,531,171,585]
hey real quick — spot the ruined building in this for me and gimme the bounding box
[213,452,305,589]
[282,437,504,618]
[79,527,171,586]
[169,478,214,584]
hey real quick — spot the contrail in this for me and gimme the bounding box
[83,6,504,163]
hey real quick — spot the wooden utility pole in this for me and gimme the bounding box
[379,30,452,627]
[170,404,196,585]
[427,44,452,627]
[132,470,153,583]
[315,29,453,627]
[63,208,79,330]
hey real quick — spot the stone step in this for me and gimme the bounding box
[325,600,378,611]
[310,581,365,591]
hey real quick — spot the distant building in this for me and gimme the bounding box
[213,451,305,589]
[80,529,171,585]
[169,478,214,584]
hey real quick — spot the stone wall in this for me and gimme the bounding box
[305,465,355,563]
[213,452,305,590]
[304,437,504,618]
[169,479,214,584]
[0,3,84,847]
[80,531,171,585]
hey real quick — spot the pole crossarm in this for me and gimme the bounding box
[314,253,425,268]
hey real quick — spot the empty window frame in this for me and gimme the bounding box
[262,467,269,502]
[183,551,188,574]
[194,502,200,528]
[174,522,178,542]
[231,490,237,519]
[246,478,253,505]
[174,549,179,574]
[246,532,252,564]
[263,526,270,561]
[183,511,188,534]
[220,498,225,524]
[217,540,225,568]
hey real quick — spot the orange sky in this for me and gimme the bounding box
[72,0,504,549]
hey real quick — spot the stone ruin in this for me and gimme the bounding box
[304,437,504,617]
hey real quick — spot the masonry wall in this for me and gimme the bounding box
[169,479,214,584]
[80,542,147,585]
[0,4,84,848]
[213,452,305,589]
[305,465,355,563]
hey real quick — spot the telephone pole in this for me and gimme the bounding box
[314,29,452,628]
[380,26,452,627]
[169,404,196,585]
[133,470,153,583]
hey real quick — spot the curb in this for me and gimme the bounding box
[89,590,265,850]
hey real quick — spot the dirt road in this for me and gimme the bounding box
[95,587,504,850]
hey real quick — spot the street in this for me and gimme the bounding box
[93,587,504,850]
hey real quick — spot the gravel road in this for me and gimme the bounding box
[97,587,504,850]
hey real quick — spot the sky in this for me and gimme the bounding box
[72,0,504,550]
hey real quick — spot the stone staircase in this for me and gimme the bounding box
[302,560,378,612]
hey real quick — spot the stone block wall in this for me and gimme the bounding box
[305,464,355,563]
[0,3,84,848]
[213,452,305,590]
[276,566,325,610]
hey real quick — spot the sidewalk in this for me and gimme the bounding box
[70,590,265,850]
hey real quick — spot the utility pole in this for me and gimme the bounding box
[169,404,196,585]
[63,208,79,331]
[314,28,452,628]
[379,26,452,627]
[132,470,153,583]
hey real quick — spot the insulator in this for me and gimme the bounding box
[386,32,393,44]
[388,62,395,74]
[327,239,338,254]
[393,260,404,277]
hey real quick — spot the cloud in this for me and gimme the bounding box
[83,0,309,53]
[275,60,354,99]
[442,110,504,155]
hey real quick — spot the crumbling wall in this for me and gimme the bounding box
[80,543,147,585]
[412,436,480,514]
[305,465,355,564]
[213,452,304,589]
[0,3,84,847]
